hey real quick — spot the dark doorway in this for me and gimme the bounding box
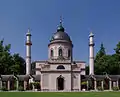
[88,78,94,90]
[57,76,64,90]
[104,78,109,90]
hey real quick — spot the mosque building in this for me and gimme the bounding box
[0,19,119,91]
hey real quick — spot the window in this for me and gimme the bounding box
[59,48,62,56]
[51,49,53,57]
[57,65,65,69]
[68,49,71,58]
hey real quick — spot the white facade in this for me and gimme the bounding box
[34,23,86,91]
[36,61,85,91]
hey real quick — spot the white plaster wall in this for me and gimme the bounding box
[80,63,86,69]
[50,64,71,70]
[48,43,72,59]
[41,73,49,90]
[81,70,85,75]
[49,73,71,91]
[36,62,41,69]
[35,62,45,74]
[72,73,81,90]
[36,71,41,75]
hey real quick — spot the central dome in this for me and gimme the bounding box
[50,23,71,42]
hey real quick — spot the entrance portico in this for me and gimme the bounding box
[57,75,64,90]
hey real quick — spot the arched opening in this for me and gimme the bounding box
[104,77,109,90]
[57,65,65,69]
[119,78,120,89]
[68,49,71,58]
[57,76,64,90]
[88,77,94,90]
[51,49,54,57]
[58,48,62,56]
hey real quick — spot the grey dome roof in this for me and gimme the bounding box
[51,31,71,42]
[50,24,71,42]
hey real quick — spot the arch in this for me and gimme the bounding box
[88,77,94,90]
[50,49,54,57]
[68,49,71,58]
[58,48,62,56]
[57,65,65,69]
[57,75,64,90]
[104,77,110,90]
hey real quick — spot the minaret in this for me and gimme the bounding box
[89,32,95,75]
[25,28,32,75]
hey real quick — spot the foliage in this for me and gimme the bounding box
[29,82,33,90]
[112,86,119,91]
[31,82,40,89]
[0,87,8,91]
[95,43,106,61]
[114,42,120,55]
[86,42,120,75]
[18,86,24,91]
[97,86,104,91]
[10,53,26,75]
[81,81,87,85]
[0,39,25,75]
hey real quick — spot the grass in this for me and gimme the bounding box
[0,92,120,97]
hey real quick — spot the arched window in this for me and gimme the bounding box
[57,65,65,69]
[59,48,62,56]
[68,49,71,58]
[51,49,54,57]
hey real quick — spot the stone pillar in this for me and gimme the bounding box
[32,84,35,91]
[101,80,104,89]
[16,80,19,90]
[109,80,112,90]
[78,74,81,91]
[0,80,2,89]
[7,80,10,90]
[41,74,43,91]
[116,80,119,87]
[113,81,116,87]
[24,81,27,90]
[94,80,97,90]
[87,81,89,91]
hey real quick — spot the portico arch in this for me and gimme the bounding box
[57,75,64,90]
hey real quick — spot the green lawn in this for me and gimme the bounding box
[0,92,120,97]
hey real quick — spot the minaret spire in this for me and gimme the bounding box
[25,28,32,75]
[89,31,95,75]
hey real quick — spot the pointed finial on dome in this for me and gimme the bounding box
[60,16,63,26]
[89,31,94,37]
[28,28,30,33]
[57,16,64,32]
[26,28,32,36]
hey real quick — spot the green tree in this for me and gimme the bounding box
[95,43,106,61]
[0,39,25,75]
[0,39,13,74]
[86,65,89,75]
[10,53,26,75]
[94,43,106,75]
[114,42,120,55]
[94,42,120,75]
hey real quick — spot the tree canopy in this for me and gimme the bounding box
[0,39,25,75]
[86,42,120,75]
